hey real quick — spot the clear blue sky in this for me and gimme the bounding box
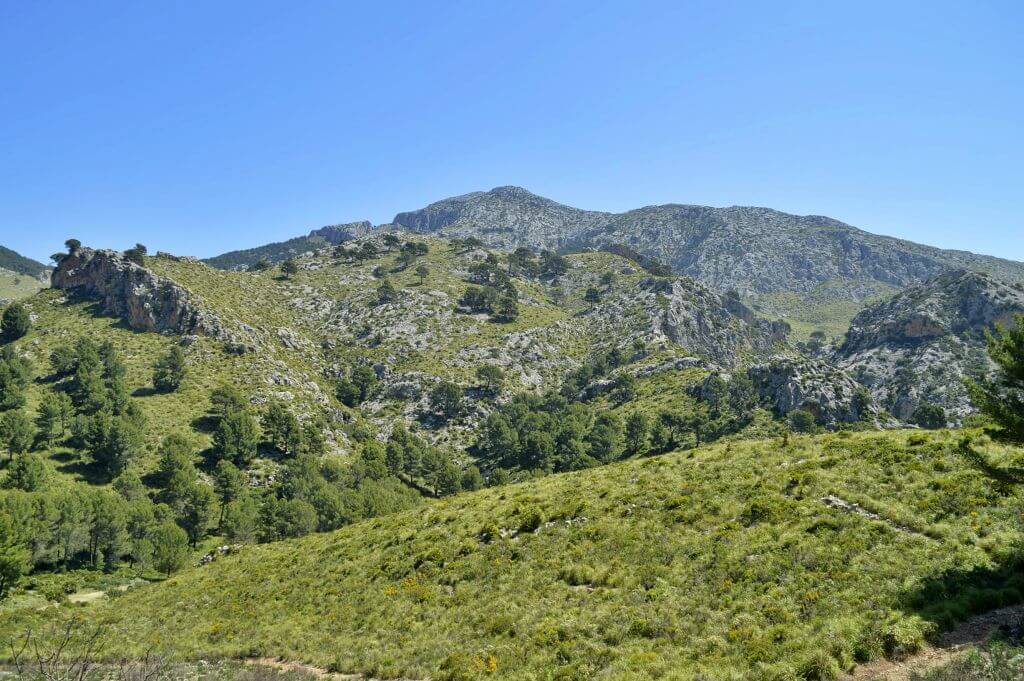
[1,1,1022,263]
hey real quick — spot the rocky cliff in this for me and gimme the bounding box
[51,247,224,336]
[835,270,1024,422]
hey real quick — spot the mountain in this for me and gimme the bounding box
[202,220,375,270]
[392,186,1024,295]
[209,187,1024,336]
[835,269,1024,423]
[0,244,50,302]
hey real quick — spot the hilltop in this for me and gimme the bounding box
[202,221,375,271]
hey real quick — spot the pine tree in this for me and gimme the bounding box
[1,304,30,342]
[968,314,1024,441]
[151,523,189,576]
[153,345,187,392]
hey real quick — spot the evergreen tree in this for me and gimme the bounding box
[476,365,505,395]
[213,460,246,527]
[153,345,187,392]
[151,522,189,576]
[377,279,398,304]
[178,483,216,547]
[492,293,519,323]
[213,408,260,465]
[415,263,430,284]
[280,259,299,278]
[0,514,29,599]
[262,401,303,456]
[913,402,947,430]
[350,364,378,401]
[968,314,1024,441]
[87,490,128,569]
[209,384,249,417]
[4,453,47,491]
[430,381,463,419]
[35,391,73,444]
[0,410,34,460]
[624,411,650,455]
[1,303,30,342]
[787,409,817,433]
[222,493,261,543]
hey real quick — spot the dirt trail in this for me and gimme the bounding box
[845,604,1024,680]
[244,657,424,681]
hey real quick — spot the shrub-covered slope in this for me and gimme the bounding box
[30,429,1024,680]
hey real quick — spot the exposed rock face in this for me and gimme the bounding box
[308,221,375,244]
[51,248,222,336]
[391,186,1024,300]
[835,270,1024,423]
[652,279,789,365]
[748,357,875,428]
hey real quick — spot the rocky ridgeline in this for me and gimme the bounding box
[835,270,1024,422]
[52,247,224,336]
[389,186,1024,299]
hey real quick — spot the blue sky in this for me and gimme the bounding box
[1,1,1022,263]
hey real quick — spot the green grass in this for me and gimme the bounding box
[749,279,898,341]
[0,269,45,302]
[5,429,1022,679]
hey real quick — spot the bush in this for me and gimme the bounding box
[788,409,817,433]
[913,402,946,430]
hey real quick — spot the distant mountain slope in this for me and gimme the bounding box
[0,244,50,302]
[391,187,1024,299]
[836,269,1024,422]
[0,244,49,277]
[203,220,374,270]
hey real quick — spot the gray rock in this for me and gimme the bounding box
[748,357,876,428]
[835,270,1024,422]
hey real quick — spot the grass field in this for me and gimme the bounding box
[4,428,1022,680]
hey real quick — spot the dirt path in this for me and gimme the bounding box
[845,604,1024,680]
[244,657,424,681]
[245,658,359,679]
[820,495,935,541]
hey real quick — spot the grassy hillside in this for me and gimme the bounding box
[0,268,46,303]
[8,429,1022,680]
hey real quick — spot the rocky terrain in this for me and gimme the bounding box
[203,220,375,270]
[835,270,1024,422]
[209,187,1024,335]
[52,246,223,336]
[389,186,1024,298]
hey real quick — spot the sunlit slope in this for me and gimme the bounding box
[47,430,1024,680]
